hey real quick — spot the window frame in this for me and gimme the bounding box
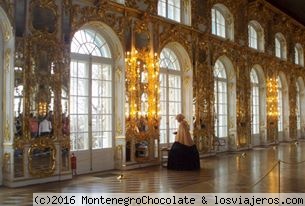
[70,29,114,151]
[295,44,304,66]
[211,7,226,38]
[275,33,287,60]
[248,24,258,50]
[159,48,182,144]
[214,60,228,138]
[158,0,181,23]
[250,69,260,135]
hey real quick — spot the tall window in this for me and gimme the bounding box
[295,44,304,66]
[296,83,301,130]
[275,33,286,59]
[248,25,258,49]
[214,60,228,138]
[248,21,264,51]
[159,48,182,144]
[275,38,281,58]
[158,0,181,22]
[70,29,113,151]
[250,69,259,134]
[211,7,226,38]
[277,77,283,132]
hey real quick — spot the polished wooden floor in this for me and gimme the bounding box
[1,141,305,205]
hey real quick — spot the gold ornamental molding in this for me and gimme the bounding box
[3,152,10,173]
[28,137,56,177]
[115,66,123,82]
[116,118,123,136]
[4,48,10,72]
[1,20,12,41]
[4,118,10,142]
[29,0,58,34]
[70,4,126,42]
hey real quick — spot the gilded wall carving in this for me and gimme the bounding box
[5,0,305,186]
[192,0,208,32]
[158,24,192,54]
[0,0,13,23]
[192,36,214,152]
[289,75,297,140]
[125,0,155,12]
[70,3,126,41]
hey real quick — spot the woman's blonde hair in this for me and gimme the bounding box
[176,114,185,121]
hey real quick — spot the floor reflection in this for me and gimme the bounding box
[2,141,305,205]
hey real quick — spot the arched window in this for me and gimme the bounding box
[248,25,257,49]
[158,0,191,25]
[250,69,259,134]
[214,60,228,138]
[295,43,304,66]
[277,76,283,132]
[159,48,182,144]
[248,21,264,51]
[211,4,234,40]
[70,29,113,151]
[296,83,301,131]
[275,33,287,59]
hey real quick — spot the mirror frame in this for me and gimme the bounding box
[28,138,56,177]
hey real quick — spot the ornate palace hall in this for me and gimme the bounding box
[1,1,305,205]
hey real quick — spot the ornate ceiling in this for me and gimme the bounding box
[266,0,305,26]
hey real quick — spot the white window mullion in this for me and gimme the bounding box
[215,78,220,137]
[166,72,170,143]
[87,57,94,170]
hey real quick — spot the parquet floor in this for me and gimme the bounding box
[1,141,305,205]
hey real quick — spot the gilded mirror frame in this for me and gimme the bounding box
[28,138,56,177]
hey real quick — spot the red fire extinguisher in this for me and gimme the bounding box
[71,153,77,175]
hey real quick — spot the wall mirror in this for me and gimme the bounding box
[135,140,149,159]
[13,39,25,177]
[61,146,69,171]
[28,142,56,177]
[31,46,55,138]
[134,19,150,51]
[14,69,23,137]
[14,148,24,178]
[30,1,58,34]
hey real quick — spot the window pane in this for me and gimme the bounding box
[211,9,226,38]
[77,79,89,96]
[77,97,89,114]
[158,0,166,17]
[70,133,89,150]
[249,25,258,49]
[275,38,281,58]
